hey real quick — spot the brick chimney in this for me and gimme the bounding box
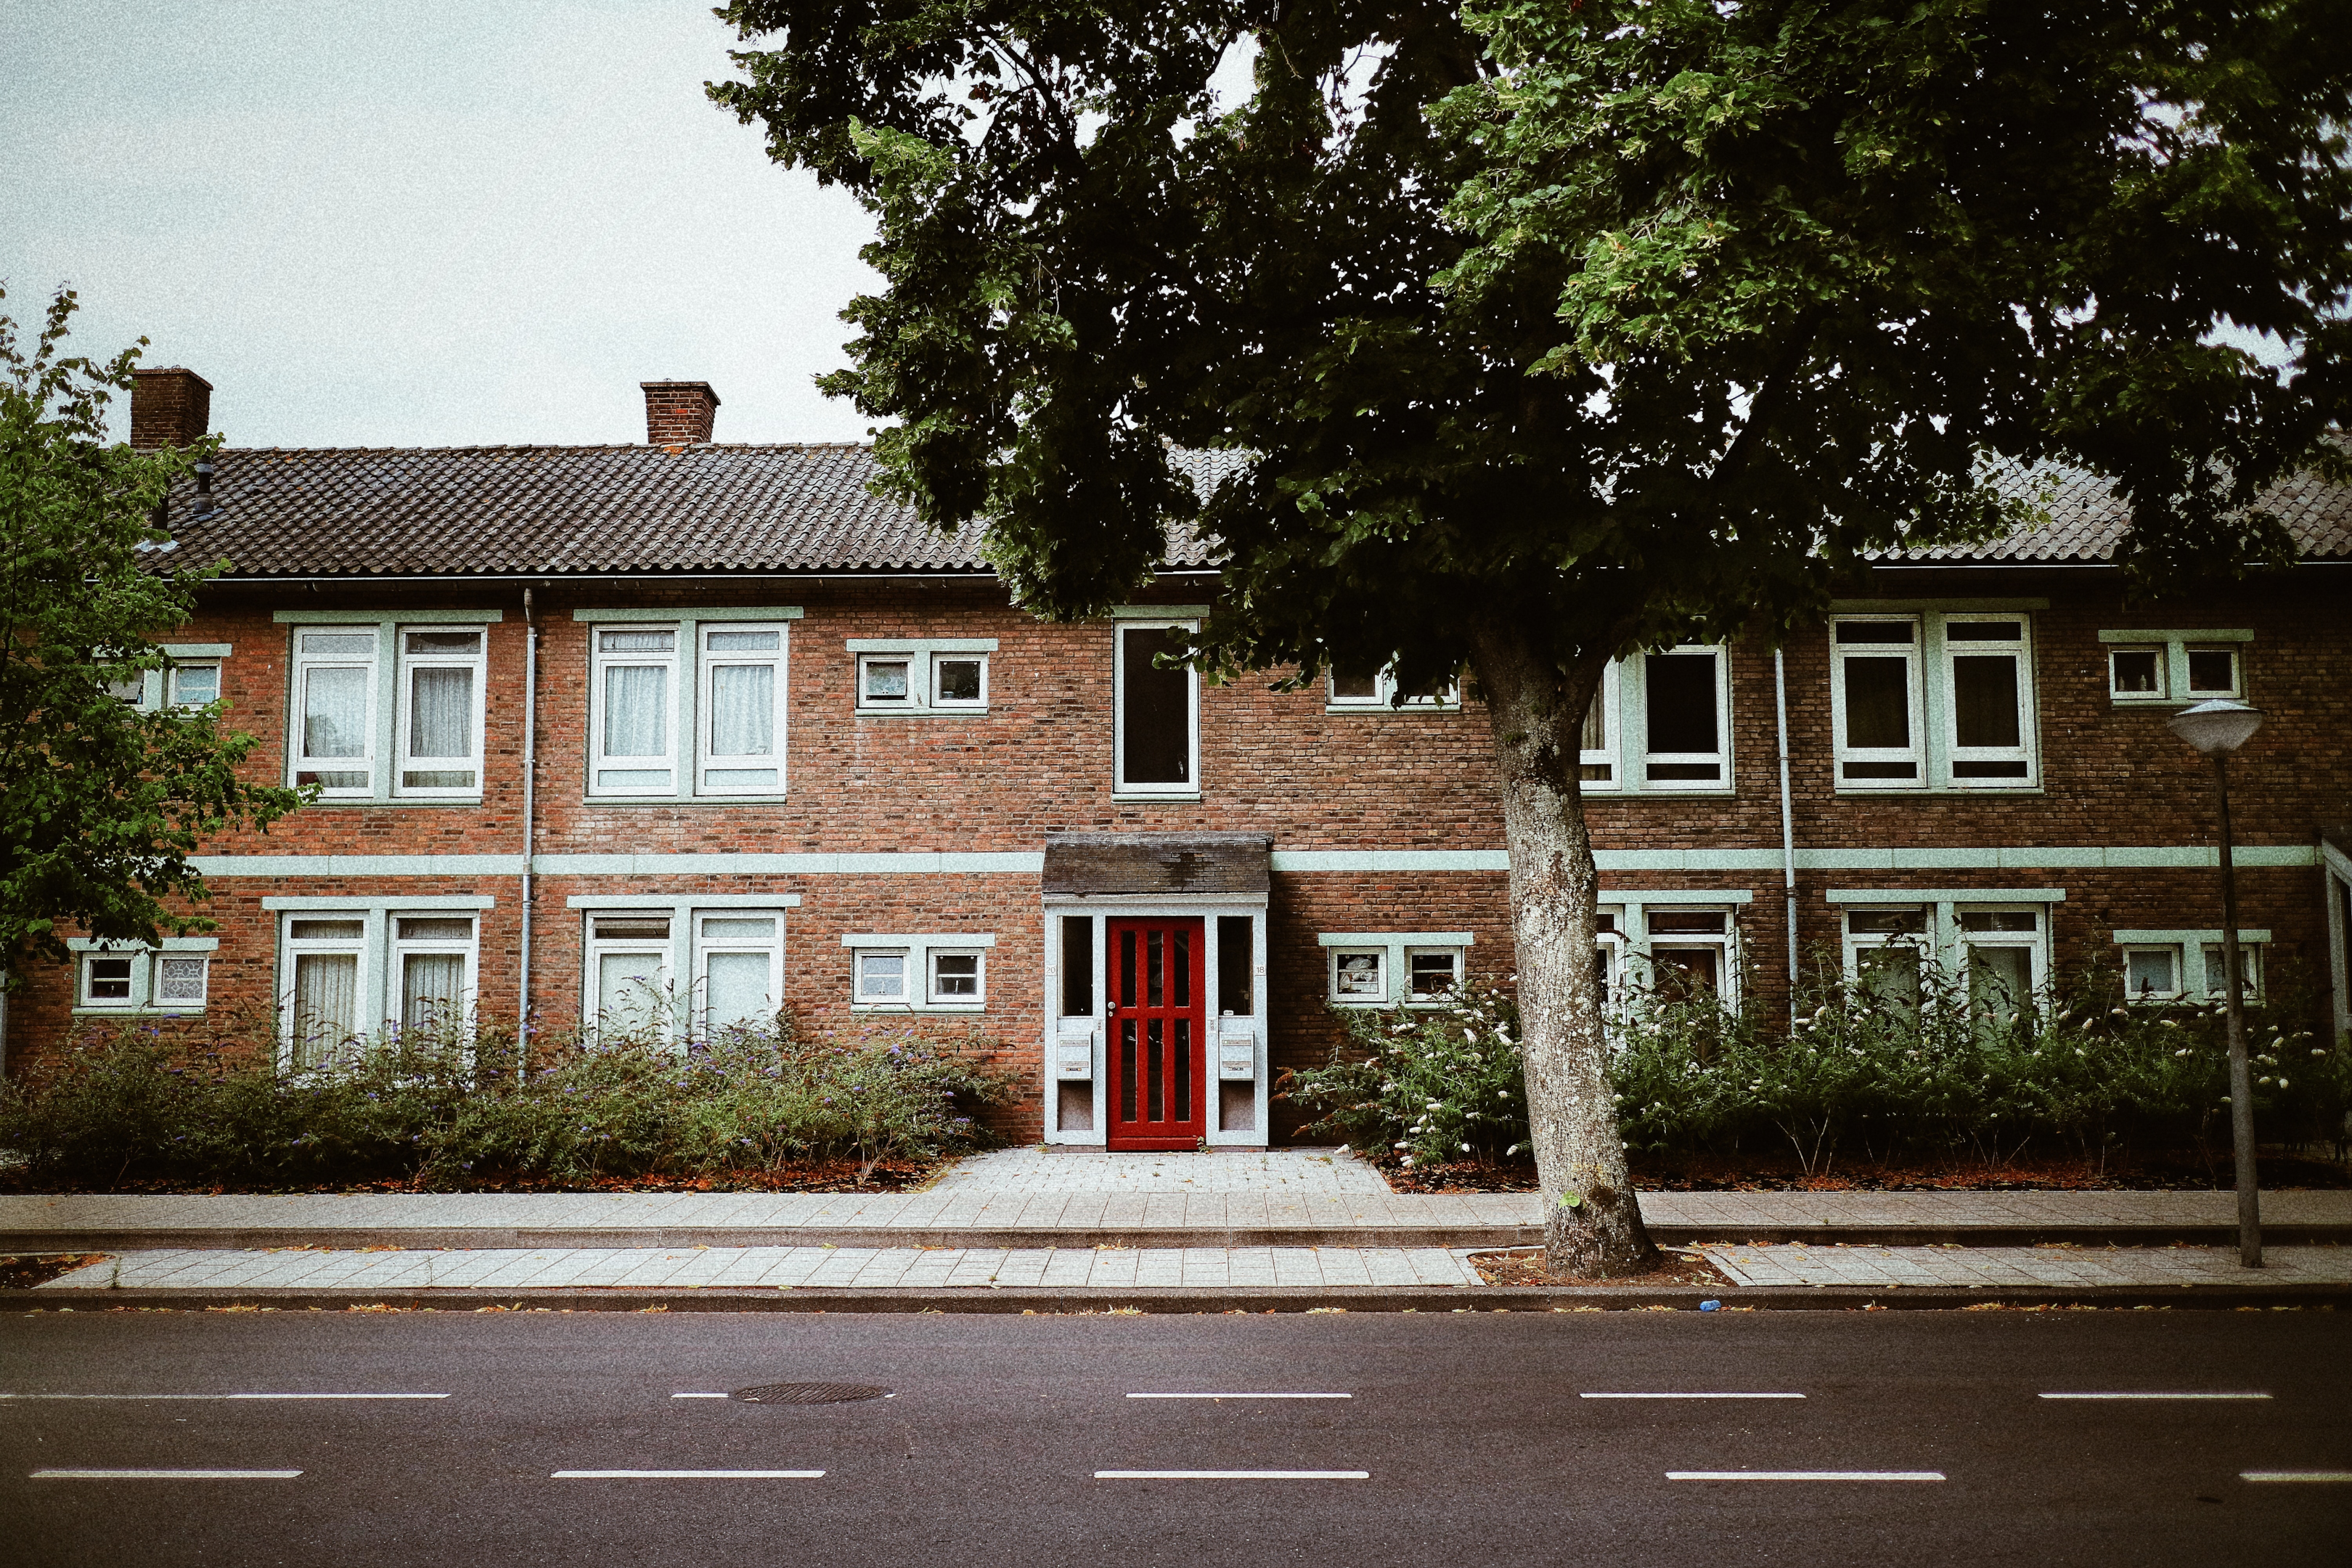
[642,380,720,445]
[129,367,213,448]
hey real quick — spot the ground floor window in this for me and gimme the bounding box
[68,939,217,1016]
[1319,932,1474,1007]
[844,931,995,1013]
[587,912,674,1038]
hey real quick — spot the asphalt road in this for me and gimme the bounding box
[1,1308,2345,1567]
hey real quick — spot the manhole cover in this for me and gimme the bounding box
[732,1382,894,1405]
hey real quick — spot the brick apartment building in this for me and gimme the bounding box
[9,369,2349,1148]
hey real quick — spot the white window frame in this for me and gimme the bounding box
[1641,908,1740,1003]
[1832,611,2040,791]
[2098,629,2253,707]
[1633,644,1732,791]
[584,911,676,1041]
[928,948,987,1005]
[2119,942,2186,1003]
[116,643,231,712]
[695,621,790,796]
[1600,892,1755,1010]
[846,638,997,716]
[1939,615,2038,787]
[1954,905,2050,1018]
[1404,946,1463,1000]
[1593,923,1627,1010]
[2202,942,2263,1003]
[76,949,139,1010]
[589,624,682,797]
[1323,664,1461,713]
[1830,615,1927,788]
[289,626,382,799]
[1579,661,1623,788]
[65,936,221,1016]
[279,913,373,1065]
[1839,906,1935,1005]
[387,912,480,1033]
[842,933,995,1013]
[2112,928,2270,1004]
[1318,933,1474,1008]
[693,910,787,1033]
[393,626,489,799]
[1114,617,1201,797]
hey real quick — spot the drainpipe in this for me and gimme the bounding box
[1773,647,1800,1030]
[519,587,538,1078]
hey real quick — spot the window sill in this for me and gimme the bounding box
[581,795,791,807]
[1323,705,1462,716]
[2112,698,2241,710]
[854,707,991,719]
[1111,791,1202,803]
[850,1003,987,1014]
[1832,786,2046,798]
[298,797,486,809]
[1583,788,1739,799]
[73,1006,208,1018]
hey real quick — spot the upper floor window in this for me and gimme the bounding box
[2101,629,2251,706]
[107,643,229,711]
[1116,620,1199,796]
[292,629,380,796]
[698,624,788,794]
[282,616,498,800]
[1326,665,1460,712]
[579,609,801,799]
[1577,647,1731,793]
[849,637,996,716]
[1830,612,2038,791]
[395,630,485,796]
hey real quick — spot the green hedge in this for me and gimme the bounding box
[1281,960,2351,1175]
[0,1012,1021,1189]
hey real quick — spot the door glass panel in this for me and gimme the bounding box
[1173,1019,1191,1123]
[1146,1018,1164,1122]
[1119,931,1136,1008]
[1172,928,1191,1008]
[1146,931,1164,1008]
[1952,656,2020,747]
[1119,1021,1137,1122]
[1842,659,1911,748]
[704,952,772,1028]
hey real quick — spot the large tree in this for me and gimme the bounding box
[713,0,2352,1273]
[0,287,303,993]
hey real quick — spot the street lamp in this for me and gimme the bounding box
[2168,698,2264,1267]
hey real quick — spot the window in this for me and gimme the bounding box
[845,931,996,1011]
[169,662,221,706]
[1580,663,1622,784]
[1647,909,1734,999]
[1577,649,1728,793]
[396,629,485,796]
[1958,907,2045,1024]
[929,950,985,1004]
[1832,613,2037,789]
[1061,916,1095,1017]
[285,917,367,1066]
[587,912,672,1038]
[855,949,910,1004]
[1217,915,1254,1017]
[698,624,788,793]
[1594,915,1625,1008]
[291,629,378,795]
[1407,948,1462,997]
[849,639,995,715]
[591,626,679,796]
[1329,948,1386,1002]
[2200,942,2263,1002]
[1320,932,1474,1006]
[2099,629,2252,706]
[1844,908,1930,1010]
[697,913,783,1032]
[390,915,475,1032]
[2122,944,2184,1002]
[1325,664,1459,712]
[1116,622,1198,793]
[79,952,136,1008]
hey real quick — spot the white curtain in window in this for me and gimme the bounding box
[303,668,368,759]
[409,667,473,758]
[704,952,772,1028]
[709,663,775,756]
[293,952,359,1064]
[401,953,467,1030]
[603,665,667,756]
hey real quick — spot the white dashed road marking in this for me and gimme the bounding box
[1583,1392,1804,1400]
[32,1469,303,1480]
[552,1470,824,1479]
[1126,1393,1352,1400]
[1668,1471,1943,1482]
[1096,1470,1368,1480]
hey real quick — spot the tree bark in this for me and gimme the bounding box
[1467,616,1659,1278]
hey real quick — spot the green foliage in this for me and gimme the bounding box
[0,1012,1021,1190]
[1282,977,1530,1167]
[0,286,303,971]
[1282,960,2351,1174]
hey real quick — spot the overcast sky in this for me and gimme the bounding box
[1,1,883,448]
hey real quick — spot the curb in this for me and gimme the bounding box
[6,1282,2347,1314]
[5,1223,2346,1253]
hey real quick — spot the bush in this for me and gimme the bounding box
[1278,952,2351,1175]
[0,1010,1021,1189]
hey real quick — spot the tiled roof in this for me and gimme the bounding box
[159,441,2344,577]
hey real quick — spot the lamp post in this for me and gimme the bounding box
[2168,698,2265,1267]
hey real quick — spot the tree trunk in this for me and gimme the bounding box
[1466,617,1659,1278]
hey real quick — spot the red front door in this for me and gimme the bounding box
[1105,917,1207,1150]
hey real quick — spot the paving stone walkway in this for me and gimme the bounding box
[931,1148,1394,1193]
[1700,1242,2352,1288]
[36,1245,1480,1291]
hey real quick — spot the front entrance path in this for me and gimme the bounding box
[931,1147,1393,1194]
